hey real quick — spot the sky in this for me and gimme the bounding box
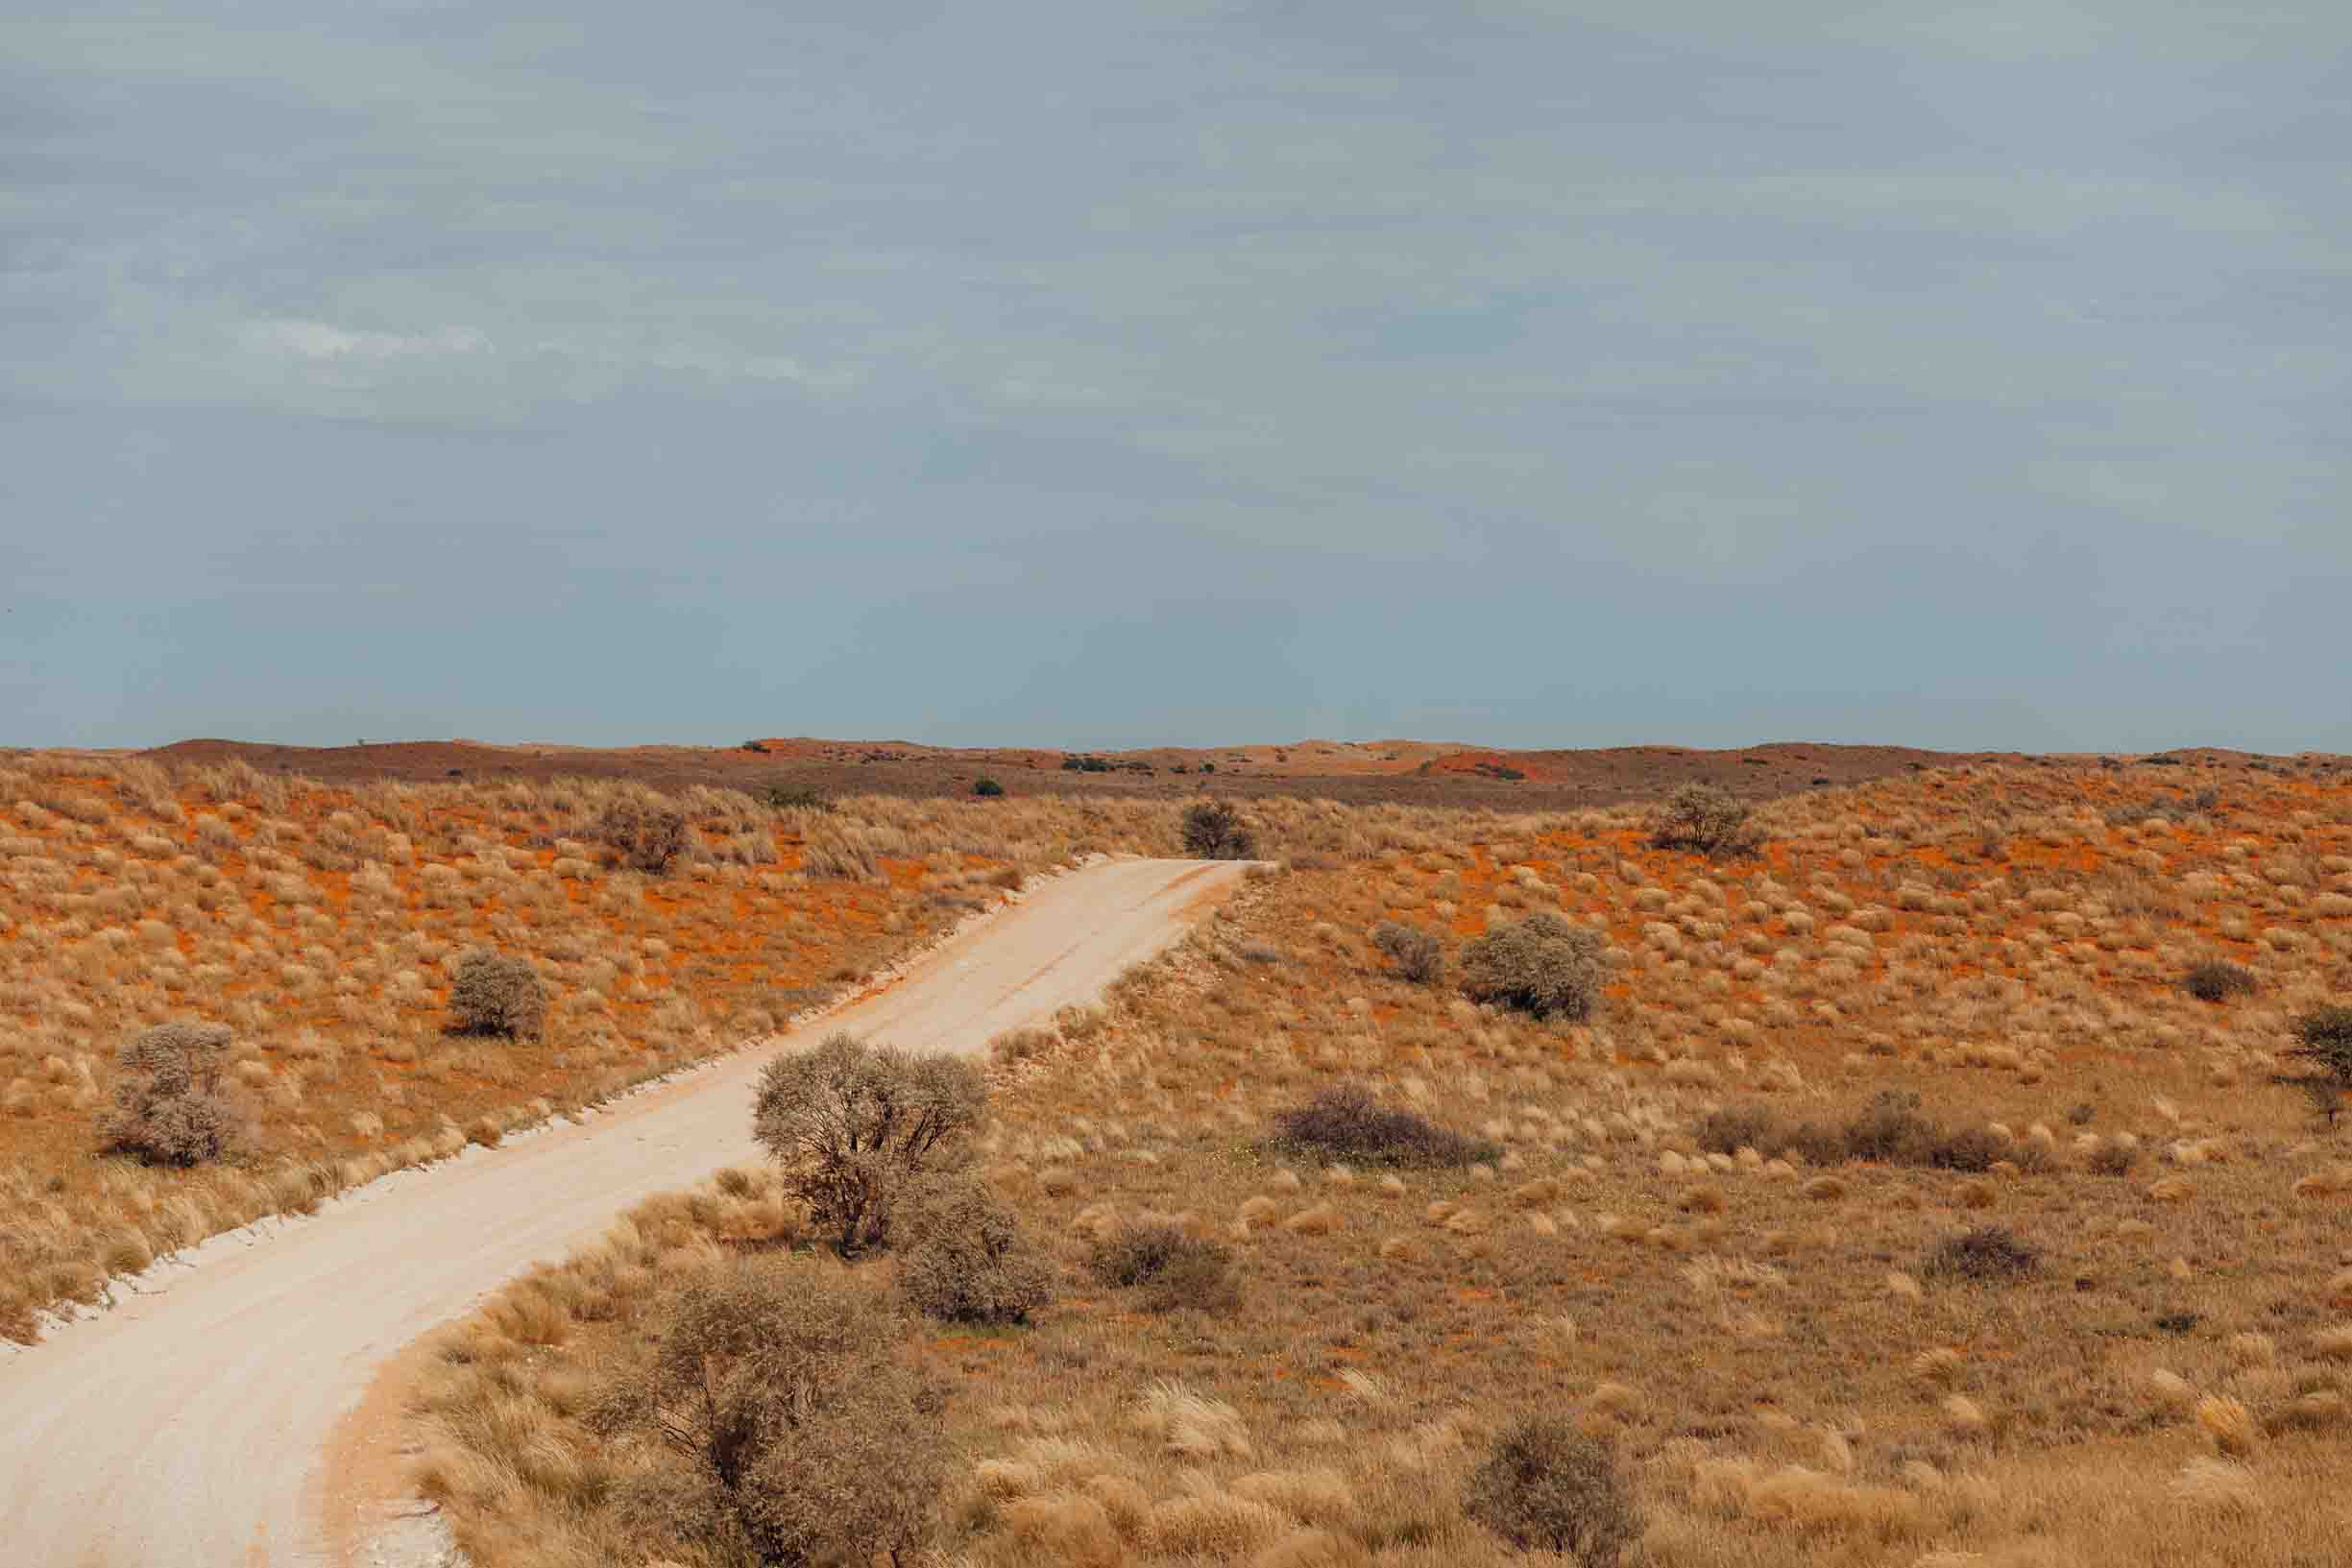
[4,1,2348,754]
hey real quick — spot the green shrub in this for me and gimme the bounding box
[594,798,691,875]
[1649,783,1758,857]
[1180,800,1256,859]
[587,1257,946,1566]
[2287,1004,2352,1124]
[893,1177,1055,1325]
[1462,1417,1639,1563]
[447,949,547,1038]
[751,1033,986,1257]
[1459,913,1604,1020]
[2183,960,2258,1002]
[103,1021,236,1167]
[971,777,1005,798]
[1271,1083,1498,1169]
[1370,921,1443,984]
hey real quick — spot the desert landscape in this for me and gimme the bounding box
[14,3,2346,1563]
[4,743,2350,1567]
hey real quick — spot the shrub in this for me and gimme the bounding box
[1924,1225,2040,1285]
[894,1177,1055,1325]
[588,1256,946,1566]
[2183,960,2258,1002]
[1180,800,1256,860]
[2287,1004,2352,1125]
[1649,783,1757,857]
[446,949,547,1038]
[1696,1093,2000,1171]
[1459,913,1604,1020]
[1370,921,1443,984]
[763,784,833,812]
[751,1033,986,1257]
[971,777,1005,798]
[1462,1416,1639,1563]
[103,1021,235,1167]
[1086,1221,1242,1314]
[594,798,691,875]
[1271,1083,1499,1169]
[2086,1140,2140,1176]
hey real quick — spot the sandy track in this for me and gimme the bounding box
[0,856,1246,1568]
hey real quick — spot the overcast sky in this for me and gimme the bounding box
[5,2,2347,754]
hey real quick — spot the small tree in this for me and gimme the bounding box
[594,797,691,875]
[1370,920,1443,984]
[971,777,1005,799]
[1460,913,1605,1021]
[590,1257,947,1566]
[1180,800,1256,860]
[1650,783,1757,857]
[893,1176,1055,1325]
[1462,1417,1640,1564]
[752,1033,986,1257]
[447,949,547,1038]
[2287,1004,2352,1126]
[104,1022,236,1167]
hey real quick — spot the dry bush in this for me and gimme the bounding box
[1086,1220,1242,1314]
[1370,920,1444,984]
[1271,1083,1499,1170]
[2182,959,2258,1002]
[446,950,547,1039]
[751,1032,986,1256]
[1649,782,1758,858]
[1696,1092,2003,1172]
[1459,912,1604,1020]
[1923,1225,2041,1286]
[102,1022,236,1167]
[593,798,690,875]
[893,1175,1055,1325]
[587,1254,947,1565]
[1181,800,1257,860]
[1461,1416,1640,1563]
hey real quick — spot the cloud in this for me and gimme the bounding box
[2,0,2347,750]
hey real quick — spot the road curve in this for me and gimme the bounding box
[0,856,1247,1568]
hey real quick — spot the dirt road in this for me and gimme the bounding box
[0,856,1247,1567]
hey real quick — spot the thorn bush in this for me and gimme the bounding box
[1179,799,1256,860]
[2287,1004,2352,1124]
[1462,1416,1640,1564]
[1459,912,1604,1020]
[1648,782,1758,858]
[587,1256,947,1566]
[594,797,691,875]
[1085,1220,1242,1314]
[1370,920,1443,984]
[751,1033,986,1257]
[893,1176,1055,1325]
[1271,1083,1499,1169]
[1923,1225,2041,1285]
[103,1021,236,1167]
[2183,960,2258,1002]
[447,949,548,1038]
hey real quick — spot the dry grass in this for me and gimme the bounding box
[25,751,2352,1564]
[0,756,1077,1339]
